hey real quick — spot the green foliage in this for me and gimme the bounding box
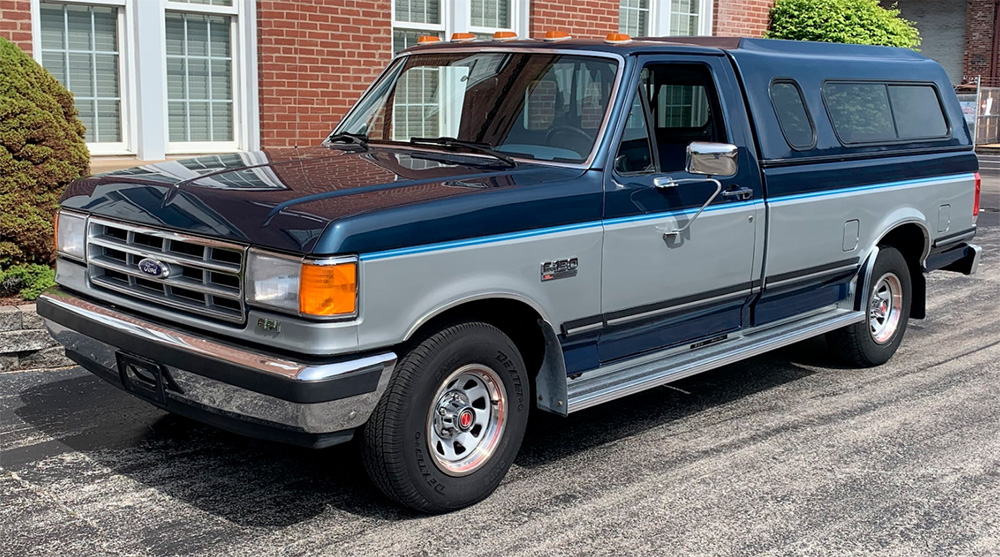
[0,37,89,266]
[767,0,921,49]
[0,263,56,301]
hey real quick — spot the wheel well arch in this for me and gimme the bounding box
[874,221,929,319]
[401,296,555,389]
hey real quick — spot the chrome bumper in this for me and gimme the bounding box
[37,289,396,447]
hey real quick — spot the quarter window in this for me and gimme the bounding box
[39,2,123,146]
[769,80,815,150]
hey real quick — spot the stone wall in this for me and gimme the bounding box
[0,304,72,373]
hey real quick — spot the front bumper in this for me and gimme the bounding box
[37,288,397,448]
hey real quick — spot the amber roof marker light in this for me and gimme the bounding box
[493,31,518,41]
[604,32,633,45]
[451,32,476,42]
[417,35,442,44]
[544,30,572,42]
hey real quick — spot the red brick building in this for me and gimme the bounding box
[0,0,992,161]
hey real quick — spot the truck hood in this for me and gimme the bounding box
[61,146,586,254]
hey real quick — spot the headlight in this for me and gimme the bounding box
[245,249,358,318]
[55,211,87,261]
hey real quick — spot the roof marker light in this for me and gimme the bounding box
[493,31,518,41]
[605,32,633,45]
[451,32,476,42]
[544,30,572,42]
[417,35,441,44]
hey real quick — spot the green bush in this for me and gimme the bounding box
[0,263,56,301]
[0,37,89,266]
[767,0,921,49]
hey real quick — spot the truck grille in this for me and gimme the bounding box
[86,218,247,323]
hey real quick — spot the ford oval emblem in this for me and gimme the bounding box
[138,258,170,279]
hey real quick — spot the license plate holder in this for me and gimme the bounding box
[116,352,168,406]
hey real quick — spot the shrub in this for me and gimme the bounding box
[0,37,89,266]
[0,263,56,301]
[767,0,921,49]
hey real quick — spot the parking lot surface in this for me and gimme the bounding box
[1,178,998,557]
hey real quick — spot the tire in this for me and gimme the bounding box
[361,321,530,513]
[827,246,912,367]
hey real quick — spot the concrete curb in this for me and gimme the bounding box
[0,304,72,373]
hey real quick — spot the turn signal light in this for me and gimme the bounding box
[299,261,357,316]
[417,35,441,44]
[974,172,981,218]
[493,31,518,40]
[544,30,572,42]
[605,32,632,45]
[451,32,476,42]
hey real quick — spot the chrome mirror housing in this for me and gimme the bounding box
[686,142,739,177]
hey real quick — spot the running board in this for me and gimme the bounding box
[564,308,864,414]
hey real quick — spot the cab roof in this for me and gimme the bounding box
[403,36,931,64]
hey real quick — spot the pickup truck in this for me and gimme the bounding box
[39,35,982,513]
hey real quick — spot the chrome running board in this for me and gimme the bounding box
[564,308,864,414]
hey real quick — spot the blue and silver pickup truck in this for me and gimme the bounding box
[39,35,982,512]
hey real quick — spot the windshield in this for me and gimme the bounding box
[335,52,620,163]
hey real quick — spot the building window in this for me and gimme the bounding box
[470,0,510,30]
[166,12,234,145]
[392,0,443,54]
[39,2,125,150]
[392,0,524,55]
[619,0,712,37]
[619,0,650,37]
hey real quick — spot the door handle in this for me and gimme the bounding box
[721,186,753,201]
[652,178,723,238]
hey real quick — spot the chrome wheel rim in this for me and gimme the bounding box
[427,364,506,477]
[869,272,903,344]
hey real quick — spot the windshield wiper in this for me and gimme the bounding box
[326,132,369,150]
[409,137,516,167]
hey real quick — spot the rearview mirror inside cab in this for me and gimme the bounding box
[686,142,739,177]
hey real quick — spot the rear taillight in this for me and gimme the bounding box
[974,172,981,218]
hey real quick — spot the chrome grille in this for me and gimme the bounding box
[86,218,247,323]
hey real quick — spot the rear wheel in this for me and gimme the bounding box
[827,246,912,367]
[361,321,529,513]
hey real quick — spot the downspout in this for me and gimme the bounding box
[991,0,1000,80]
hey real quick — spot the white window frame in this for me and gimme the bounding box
[622,0,714,37]
[390,0,528,46]
[32,0,136,156]
[30,0,258,160]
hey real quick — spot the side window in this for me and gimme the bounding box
[824,82,896,144]
[769,80,815,150]
[639,64,725,172]
[888,85,948,139]
[615,88,654,174]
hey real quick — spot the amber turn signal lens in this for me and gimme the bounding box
[299,262,357,316]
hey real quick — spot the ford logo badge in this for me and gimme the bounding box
[138,258,170,279]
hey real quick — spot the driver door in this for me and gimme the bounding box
[598,57,763,363]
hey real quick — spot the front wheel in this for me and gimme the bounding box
[361,321,530,513]
[827,246,912,367]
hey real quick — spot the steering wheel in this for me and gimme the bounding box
[544,126,593,157]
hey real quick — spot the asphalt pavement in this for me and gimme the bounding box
[1,177,998,557]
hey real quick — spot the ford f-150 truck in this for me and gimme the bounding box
[39,34,982,513]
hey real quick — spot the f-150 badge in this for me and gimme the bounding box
[541,258,578,282]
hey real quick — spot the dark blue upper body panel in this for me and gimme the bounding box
[60,38,975,257]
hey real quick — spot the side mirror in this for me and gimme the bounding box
[686,142,739,177]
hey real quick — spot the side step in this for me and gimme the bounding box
[565,308,863,414]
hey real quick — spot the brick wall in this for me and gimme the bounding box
[964,0,997,80]
[529,0,619,39]
[713,0,774,37]
[0,0,33,53]
[256,0,392,149]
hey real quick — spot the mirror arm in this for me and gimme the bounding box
[655,178,723,238]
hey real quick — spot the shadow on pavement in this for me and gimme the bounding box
[12,336,841,525]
